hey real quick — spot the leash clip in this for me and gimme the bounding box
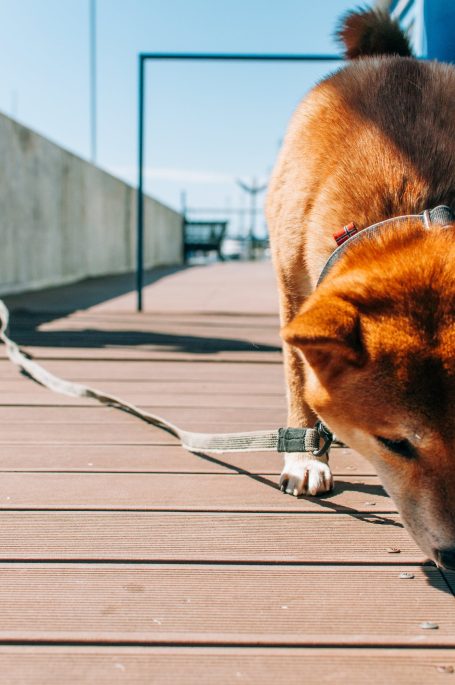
[313,421,333,457]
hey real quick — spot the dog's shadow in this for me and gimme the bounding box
[423,565,455,597]
[193,449,401,528]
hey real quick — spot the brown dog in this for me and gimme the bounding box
[266,8,455,567]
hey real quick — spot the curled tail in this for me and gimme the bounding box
[336,7,413,60]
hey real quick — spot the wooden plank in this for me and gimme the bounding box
[0,393,286,409]
[20,311,280,325]
[0,406,287,424]
[28,313,281,328]
[0,422,301,444]
[0,348,268,363]
[13,325,282,346]
[0,512,419,562]
[0,393,285,408]
[14,341,281,358]
[0,359,285,385]
[0,394,94,407]
[0,444,205,472]
[0,423,177,444]
[0,379,286,407]
[0,363,34,379]
[12,320,280,336]
[0,378,285,394]
[0,407,143,424]
[17,349,283,363]
[146,395,286,408]
[25,360,286,381]
[69,380,285,397]
[13,325,281,344]
[139,406,285,424]
[0,564,449,645]
[0,647,452,685]
[0,377,285,395]
[0,473,391,511]
[0,444,374,475]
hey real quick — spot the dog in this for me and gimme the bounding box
[266,8,455,568]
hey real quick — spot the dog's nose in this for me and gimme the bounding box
[437,548,455,570]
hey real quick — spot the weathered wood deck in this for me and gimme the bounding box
[1,261,454,683]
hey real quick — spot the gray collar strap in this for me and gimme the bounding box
[317,205,455,286]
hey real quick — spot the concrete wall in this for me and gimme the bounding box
[0,112,183,295]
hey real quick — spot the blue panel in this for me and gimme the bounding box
[424,0,455,62]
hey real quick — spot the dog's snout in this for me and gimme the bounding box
[436,548,455,570]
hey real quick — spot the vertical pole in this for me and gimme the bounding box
[11,90,18,119]
[89,0,97,163]
[180,190,187,217]
[180,190,187,264]
[136,55,145,311]
[249,178,256,260]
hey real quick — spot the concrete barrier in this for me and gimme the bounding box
[0,112,183,295]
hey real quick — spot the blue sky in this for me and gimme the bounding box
[0,0,362,236]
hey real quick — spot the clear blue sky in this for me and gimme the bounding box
[0,0,364,236]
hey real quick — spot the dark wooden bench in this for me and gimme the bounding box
[183,220,228,262]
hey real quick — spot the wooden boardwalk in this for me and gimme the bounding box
[1,261,454,683]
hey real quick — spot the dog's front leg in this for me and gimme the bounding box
[280,450,333,497]
[280,342,333,497]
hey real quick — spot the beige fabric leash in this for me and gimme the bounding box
[0,300,331,455]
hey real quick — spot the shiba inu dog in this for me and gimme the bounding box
[266,8,455,567]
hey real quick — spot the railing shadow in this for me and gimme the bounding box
[8,326,281,355]
[4,265,186,315]
[4,265,281,355]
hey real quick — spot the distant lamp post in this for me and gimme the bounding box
[89,0,97,164]
[236,177,267,258]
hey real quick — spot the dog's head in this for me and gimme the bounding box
[282,223,455,567]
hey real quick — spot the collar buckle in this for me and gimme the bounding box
[313,421,333,457]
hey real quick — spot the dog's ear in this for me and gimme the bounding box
[281,297,363,378]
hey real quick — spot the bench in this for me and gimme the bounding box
[183,220,228,262]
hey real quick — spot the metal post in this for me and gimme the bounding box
[180,190,187,264]
[136,55,145,311]
[236,177,267,260]
[135,53,343,309]
[250,177,256,258]
[89,0,97,164]
[180,190,187,217]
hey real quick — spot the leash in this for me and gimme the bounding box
[0,300,332,456]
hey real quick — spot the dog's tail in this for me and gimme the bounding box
[336,7,413,60]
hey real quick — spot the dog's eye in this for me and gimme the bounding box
[376,436,417,459]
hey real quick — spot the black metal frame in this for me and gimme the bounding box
[136,52,343,311]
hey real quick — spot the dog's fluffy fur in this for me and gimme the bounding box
[266,8,455,566]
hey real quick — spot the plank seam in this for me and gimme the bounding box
[0,640,450,649]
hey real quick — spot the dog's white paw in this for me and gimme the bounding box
[279,453,333,496]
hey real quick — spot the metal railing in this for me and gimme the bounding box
[136,52,343,310]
